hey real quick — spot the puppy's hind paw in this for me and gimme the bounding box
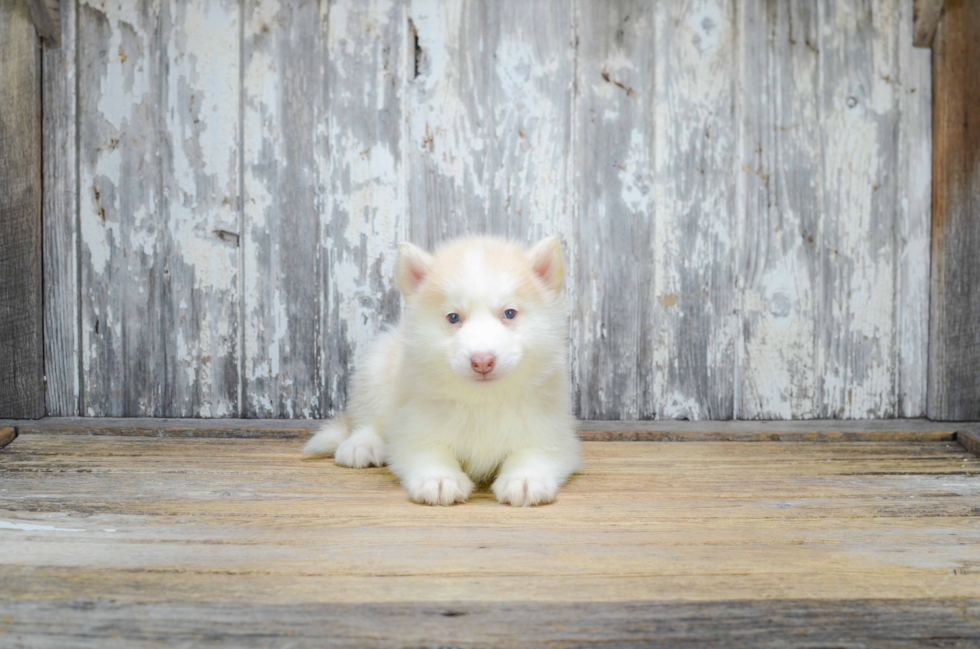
[407,471,474,506]
[492,473,559,507]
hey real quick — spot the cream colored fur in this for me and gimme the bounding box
[303,236,581,506]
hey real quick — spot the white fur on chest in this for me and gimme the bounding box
[388,392,564,482]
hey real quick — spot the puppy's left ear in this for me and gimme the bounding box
[397,242,433,296]
[527,236,564,293]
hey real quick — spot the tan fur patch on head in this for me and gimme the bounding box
[414,237,548,308]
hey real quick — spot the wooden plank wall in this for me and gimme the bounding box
[928,0,980,421]
[0,0,44,419]
[41,0,934,420]
[42,0,79,417]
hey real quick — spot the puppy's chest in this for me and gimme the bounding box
[440,403,528,470]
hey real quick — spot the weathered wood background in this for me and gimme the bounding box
[42,0,933,420]
[1,0,44,419]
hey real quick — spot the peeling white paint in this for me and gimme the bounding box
[65,0,931,420]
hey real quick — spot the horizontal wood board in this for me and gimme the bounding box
[1,417,977,442]
[40,0,935,420]
[2,434,980,645]
[3,599,980,648]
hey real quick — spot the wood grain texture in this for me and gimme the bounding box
[4,599,980,648]
[242,0,322,417]
[26,0,61,47]
[572,1,656,420]
[406,0,573,247]
[0,0,44,419]
[738,0,930,419]
[573,0,739,420]
[42,0,79,416]
[928,0,980,421]
[897,0,933,418]
[319,0,407,416]
[913,0,944,48]
[43,0,935,420]
[819,0,904,419]
[958,430,980,458]
[738,0,822,419]
[1,434,980,648]
[77,0,241,417]
[657,0,739,420]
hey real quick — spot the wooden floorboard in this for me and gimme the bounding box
[4,599,980,648]
[2,433,980,645]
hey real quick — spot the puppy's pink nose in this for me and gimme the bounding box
[470,353,495,375]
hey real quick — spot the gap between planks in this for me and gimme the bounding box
[0,418,978,448]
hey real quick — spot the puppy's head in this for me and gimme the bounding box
[397,236,565,389]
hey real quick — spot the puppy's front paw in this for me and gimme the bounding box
[335,435,385,468]
[406,471,474,506]
[492,473,559,507]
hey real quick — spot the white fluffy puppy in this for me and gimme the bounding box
[304,236,581,506]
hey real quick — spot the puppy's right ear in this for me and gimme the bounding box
[397,242,433,296]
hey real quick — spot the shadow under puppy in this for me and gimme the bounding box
[304,236,581,506]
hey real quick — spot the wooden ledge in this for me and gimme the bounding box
[958,430,980,458]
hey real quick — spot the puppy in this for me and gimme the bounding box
[304,236,581,506]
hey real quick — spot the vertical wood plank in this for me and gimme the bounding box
[164,0,242,417]
[928,0,980,421]
[77,0,150,417]
[737,0,825,419]
[319,0,407,415]
[242,0,322,417]
[817,0,902,418]
[78,0,241,416]
[896,0,932,417]
[42,0,79,416]
[571,1,656,419]
[0,0,44,418]
[651,0,738,419]
[406,0,573,246]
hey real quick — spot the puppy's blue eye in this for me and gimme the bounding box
[504,309,517,320]
[447,313,461,324]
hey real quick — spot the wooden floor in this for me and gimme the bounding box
[2,423,980,647]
